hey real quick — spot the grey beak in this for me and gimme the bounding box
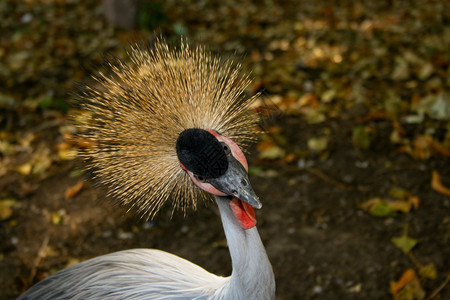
[208,156,262,209]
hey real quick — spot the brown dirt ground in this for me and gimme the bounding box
[1,108,449,299]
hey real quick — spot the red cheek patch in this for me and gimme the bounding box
[183,168,227,196]
[230,197,256,229]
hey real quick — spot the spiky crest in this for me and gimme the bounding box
[75,38,259,218]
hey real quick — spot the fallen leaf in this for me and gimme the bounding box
[359,198,396,217]
[64,181,84,199]
[16,163,32,175]
[257,137,285,160]
[418,62,434,80]
[412,135,433,160]
[389,200,412,213]
[431,140,450,157]
[389,186,411,199]
[431,170,450,197]
[51,209,66,225]
[390,269,416,294]
[0,140,15,156]
[298,93,319,108]
[390,269,425,300]
[303,108,326,124]
[428,93,450,120]
[408,196,420,210]
[257,138,277,151]
[307,137,328,153]
[391,56,410,81]
[352,126,374,150]
[419,263,437,280]
[321,89,336,103]
[258,146,285,160]
[284,152,299,163]
[0,198,18,220]
[391,230,418,254]
[65,258,81,268]
[371,201,397,217]
[52,211,63,225]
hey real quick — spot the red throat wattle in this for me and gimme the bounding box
[230,198,256,229]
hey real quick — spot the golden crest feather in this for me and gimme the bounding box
[75,38,259,218]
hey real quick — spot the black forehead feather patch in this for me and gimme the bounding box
[176,128,228,179]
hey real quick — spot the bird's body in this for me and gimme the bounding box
[20,198,274,299]
[19,39,275,299]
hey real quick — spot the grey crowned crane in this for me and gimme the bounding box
[19,39,275,299]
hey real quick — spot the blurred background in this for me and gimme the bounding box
[0,0,449,299]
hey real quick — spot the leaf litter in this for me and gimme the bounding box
[0,0,449,299]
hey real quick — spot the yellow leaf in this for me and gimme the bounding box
[419,263,437,280]
[389,186,411,199]
[389,200,412,213]
[391,227,418,254]
[65,258,81,268]
[64,181,84,199]
[303,108,326,124]
[298,93,319,108]
[408,196,420,210]
[52,211,63,225]
[0,199,14,220]
[307,137,328,153]
[16,163,32,175]
[258,146,285,160]
[321,89,336,103]
[359,197,417,217]
[431,170,450,197]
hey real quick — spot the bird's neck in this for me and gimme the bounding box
[214,196,275,299]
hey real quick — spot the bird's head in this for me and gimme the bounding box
[77,39,262,223]
[176,128,260,229]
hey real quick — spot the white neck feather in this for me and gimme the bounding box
[213,196,275,300]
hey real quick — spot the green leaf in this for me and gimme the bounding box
[258,146,285,160]
[352,126,373,150]
[389,186,410,199]
[307,137,328,153]
[38,97,52,109]
[419,263,437,280]
[391,233,418,254]
[304,109,326,124]
[173,23,187,36]
[248,166,263,176]
[371,202,397,217]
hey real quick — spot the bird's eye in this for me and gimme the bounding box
[221,142,231,155]
[195,175,207,183]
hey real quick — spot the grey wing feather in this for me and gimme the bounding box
[18,249,228,300]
